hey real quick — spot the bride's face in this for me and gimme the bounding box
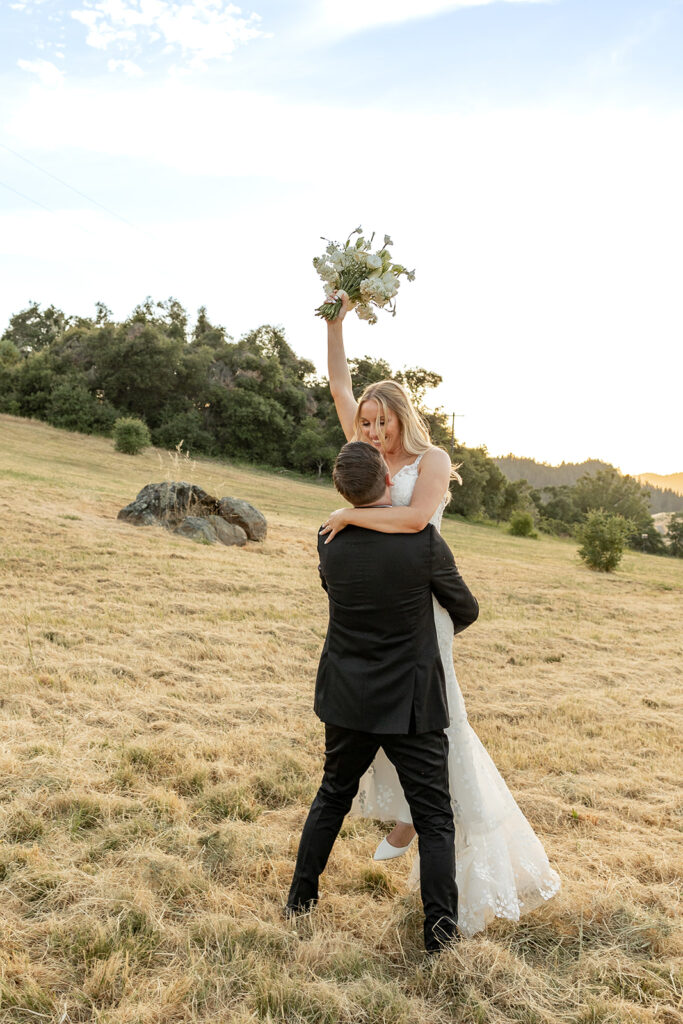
[359,400,402,456]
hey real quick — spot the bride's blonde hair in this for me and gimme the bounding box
[352,380,462,483]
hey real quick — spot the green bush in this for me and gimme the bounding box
[576,509,633,571]
[508,510,537,538]
[113,416,151,455]
[48,377,117,435]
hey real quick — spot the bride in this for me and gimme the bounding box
[320,292,560,938]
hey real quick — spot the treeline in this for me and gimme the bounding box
[1,299,680,557]
[495,454,683,515]
[0,298,459,478]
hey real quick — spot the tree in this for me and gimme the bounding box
[91,320,185,426]
[500,479,535,523]
[447,445,507,519]
[532,483,583,534]
[289,420,339,477]
[0,339,20,367]
[48,377,117,434]
[1,302,67,354]
[667,513,683,558]
[348,355,393,393]
[574,468,651,531]
[395,367,443,408]
[206,386,293,464]
[576,510,633,572]
[192,306,229,350]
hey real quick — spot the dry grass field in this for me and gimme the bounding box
[1,413,681,1024]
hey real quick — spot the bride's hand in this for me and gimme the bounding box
[327,290,351,323]
[319,508,349,542]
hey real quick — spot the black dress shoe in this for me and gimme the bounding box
[282,899,316,920]
[425,924,461,955]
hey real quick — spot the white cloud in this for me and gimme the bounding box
[107,58,144,75]
[16,58,64,87]
[2,84,682,473]
[313,0,550,37]
[71,0,267,69]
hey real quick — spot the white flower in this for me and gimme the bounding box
[381,271,399,298]
[360,277,387,305]
[366,253,382,271]
[355,303,378,324]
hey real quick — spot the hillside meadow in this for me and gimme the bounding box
[0,413,681,1024]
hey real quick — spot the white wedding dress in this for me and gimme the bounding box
[350,455,561,938]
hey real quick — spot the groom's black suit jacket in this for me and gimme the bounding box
[315,524,479,735]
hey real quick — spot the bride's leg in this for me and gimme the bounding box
[386,822,416,847]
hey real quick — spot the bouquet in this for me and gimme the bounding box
[313,227,415,324]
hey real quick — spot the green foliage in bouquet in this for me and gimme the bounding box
[313,227,415,324]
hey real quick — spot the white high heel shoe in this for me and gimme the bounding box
[373,835,416,861]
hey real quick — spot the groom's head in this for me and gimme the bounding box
[332,442,391,507]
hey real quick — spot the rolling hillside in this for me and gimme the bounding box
[1,414,681,1024]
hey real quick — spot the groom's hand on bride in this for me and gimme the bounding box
[320,508,350,542]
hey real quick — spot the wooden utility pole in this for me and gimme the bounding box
[450,413,465,455]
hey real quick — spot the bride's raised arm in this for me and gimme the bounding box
[326,293,357,441]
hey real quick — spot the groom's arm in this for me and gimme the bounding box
[428,528,479,635]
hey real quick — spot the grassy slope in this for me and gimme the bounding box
[1,414,681,1024]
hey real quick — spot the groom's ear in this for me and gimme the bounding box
[386,472,393,487]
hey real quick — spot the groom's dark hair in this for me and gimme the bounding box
[333,442,388,506]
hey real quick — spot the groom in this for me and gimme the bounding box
[286,441,479,952]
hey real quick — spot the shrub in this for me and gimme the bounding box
[113,416,151,455]
[576,509,633,571]
[508,510,537,538]
[48,377,117,435]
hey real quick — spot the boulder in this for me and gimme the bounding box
[206,516,247,547]
[174,516,217,544]
[118,481,265,548]
[217,496,267,541]
[118,481,219,528]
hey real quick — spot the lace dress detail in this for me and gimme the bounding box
[350,454,560,937]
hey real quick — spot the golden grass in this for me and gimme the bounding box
[1,413,681,1023]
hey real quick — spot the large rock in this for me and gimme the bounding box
[217,497,267,541]
[206,516,247,547]
[118,482,219,528]
[173,516,248,547]
[118,481,265,547]
[174,516,218,545]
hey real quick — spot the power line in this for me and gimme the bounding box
[0,176,103,239]
[0,177,54,214]
[0,141,158,242]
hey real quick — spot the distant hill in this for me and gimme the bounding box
[494,455,683,514]
[637,472,683,497]
[493,455,613,488]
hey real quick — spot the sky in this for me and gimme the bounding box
[1,0,682,476]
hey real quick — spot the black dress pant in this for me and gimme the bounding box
[287,723,458,952]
